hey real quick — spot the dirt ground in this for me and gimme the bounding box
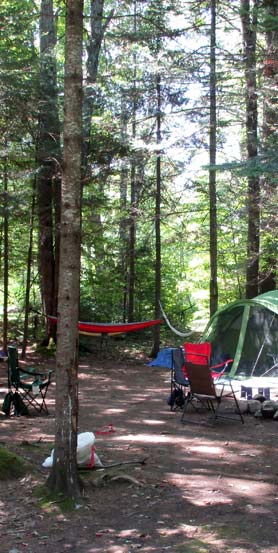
[0,344,278,553]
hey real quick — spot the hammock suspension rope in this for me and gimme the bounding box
[159,301,193,338]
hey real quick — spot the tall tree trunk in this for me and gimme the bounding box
[128,0,138,322]
[37,0,61,340]
[128,163,136,322]
[241,0,260,299]
[119,100,129,322]
[47,0,84,499]
[82,1,113,291]
[3,145,8,354]
[209,0,218,316]
[21,178,36,359]
[82,0,113,177]
[151,73,162,357]
[260,0,278,292]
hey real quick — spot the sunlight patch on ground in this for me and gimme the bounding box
[140,419,166,425]
[169,476,233,507]
[124,394,150,401]
[156,522,198,538]
[0,500,6,516]
[115,433,186,444]
[180,439,263,462]
[116,528,144,538]
[124,417,167,426]
[78,363,93,370]
[0,418,54,442]
[189,445,224,455]
[220,477,274,502]
[78,372,91,380]
[87,543,157,553]
[166,471,275,508]
[88,546,129,553]
[105,408,126,414]
[155,522,232,552]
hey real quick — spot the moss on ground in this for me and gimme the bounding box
[0,445,32,480]
[35,484,81,513]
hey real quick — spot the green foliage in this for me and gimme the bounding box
[0,0,38,138]
[2,0,278,343]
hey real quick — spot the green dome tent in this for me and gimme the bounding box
[202,291,278,378]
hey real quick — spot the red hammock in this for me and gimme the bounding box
[47,315,162,336]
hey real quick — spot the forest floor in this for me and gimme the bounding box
[0,340,278,553]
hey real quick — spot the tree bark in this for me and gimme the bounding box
[240,0,260,299]
[209,0,218,316]
[128,164,136,322]
[3,144,8,354]
[47,0,84,499]
[37,0,61,340]
[119,100,129,322]
[21,178,36,359]
[128,0,138,323]
[151,72,162,357]
[82,0,111,177]
[82,0,113,297]
[260,0,278,292]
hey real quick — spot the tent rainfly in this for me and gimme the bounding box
[202,291,278,379]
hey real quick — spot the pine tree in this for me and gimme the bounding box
[47,0,84,499]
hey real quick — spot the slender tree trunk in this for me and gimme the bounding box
[260,0,278,292]
[3,145,8,354]
[128,163,136,322]
[47,0,84,499]
[151,73,162,357]
[82,0,113,177]
[53,173,61,321]
[37,0,61,340]
[128,0,138,322]
[21,178,36,359]
[82,1,113,288]
[119,101,129,322]
[240,0,260,299]
[209,0,218,316]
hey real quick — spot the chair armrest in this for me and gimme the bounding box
[19,368,53,380]
[210,360,233,381]
[210,359,233,373]
[18,367,36,381]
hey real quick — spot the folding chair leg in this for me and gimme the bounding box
[229,387,244,424]
[18,389,49,414]
[181,392,194,422]
[212,387,244,424]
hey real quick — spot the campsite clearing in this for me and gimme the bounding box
[1,347,278,553]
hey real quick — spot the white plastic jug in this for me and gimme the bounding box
[76,432,95,466]
[42,432,102,468]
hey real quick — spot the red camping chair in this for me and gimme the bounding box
[183,342,233,380]
[182,342,243,424]
[181,352,244,425]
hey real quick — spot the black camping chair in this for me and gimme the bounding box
[168,348,189,411]
[7,345,53,415]
[181,354,244,425]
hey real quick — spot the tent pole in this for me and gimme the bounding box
[229,305,250,378]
